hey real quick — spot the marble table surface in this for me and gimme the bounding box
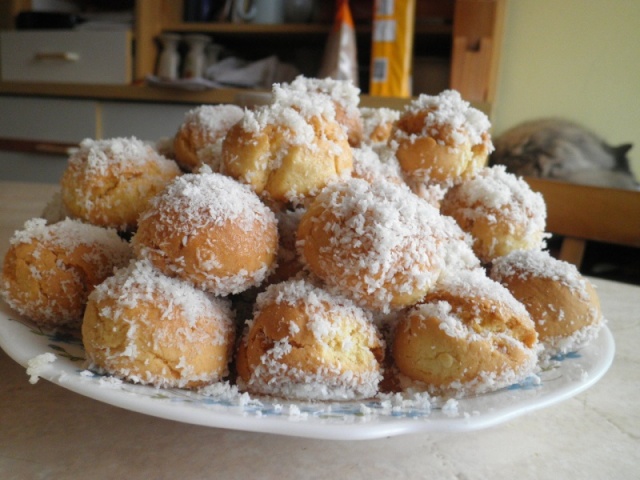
[0,181,638,480]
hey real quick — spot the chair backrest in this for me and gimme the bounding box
[525,177,640,266]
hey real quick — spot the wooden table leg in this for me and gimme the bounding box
[559,237,587,268]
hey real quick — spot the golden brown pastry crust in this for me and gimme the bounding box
[0,218,131,331]
[490,250,604,356]
[132,172,278,296]
[390,90,492,190]
[236,278,384,400]
[392,270,538,396]
[278,76,364,147]
[440,165,547,263]
[60,137,181,231]
[360,107,400,146]
[221,90,353,203]
[297,178,478,313]
[82,260,235,389]
[173,104,244,172]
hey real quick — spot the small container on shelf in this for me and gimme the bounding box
[156,33,182,80]
[182,34,211,79]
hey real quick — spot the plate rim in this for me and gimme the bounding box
[0,302,615,441]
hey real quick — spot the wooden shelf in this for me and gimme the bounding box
[0,81,416,110]
[0,81,247,105]
[164,22,332,35]
[162,21,452,36]
[2,0,500,104]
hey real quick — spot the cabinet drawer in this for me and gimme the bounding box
[0,96,96,142]
[0,30,132,84]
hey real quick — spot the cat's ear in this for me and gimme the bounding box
[613,143,633,157]
[610,143,634,172]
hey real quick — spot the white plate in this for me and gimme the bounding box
[0,302,615,441]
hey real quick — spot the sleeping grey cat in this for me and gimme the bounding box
[489,118,639,189]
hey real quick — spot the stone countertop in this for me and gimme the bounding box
[0,181,638,479]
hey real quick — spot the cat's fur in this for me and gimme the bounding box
[489,118,639,190]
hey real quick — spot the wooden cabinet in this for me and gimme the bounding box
[1,0,504,105]
[450,0,505,105]
[131,0,504,104]
[0,0,505,183]
[0,94,197,183]
[0,96,97,183]
[0,29,132,84]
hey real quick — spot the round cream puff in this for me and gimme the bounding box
[490,249,604,357]
[297,178,479,313]
[60,137,181,231]
[390,89,493,191]
[278,75,364,147]
[1,218,131,332]
[392,269,539,396]
[440,165,548,263]
[173,104,244,172]
[236,278,385,400]
[82,259,235,388]
[132,171,278,296]
[221,87,353,204]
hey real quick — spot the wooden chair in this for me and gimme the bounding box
[525,177,640,268]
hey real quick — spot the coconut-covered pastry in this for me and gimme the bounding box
[1,218,131,332]
[297,178,479,313]
[390,89,493,195]
[82,259,235,388]
[132,171,278,296]
[173,104,244,172]
[490,249,604,357]
[279,75,364,147]
[236,278,385,400]
[440,165,548,263]
[60,137,181,231]
[221,86,352,204]
[392,269,539,396]
[360,106,401,147]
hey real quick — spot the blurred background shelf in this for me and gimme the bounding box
[0,0,500,186]
[1,0,503,104]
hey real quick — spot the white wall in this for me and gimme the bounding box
[492,0,640,177]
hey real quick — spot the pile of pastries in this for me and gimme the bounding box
[0,76,604,400]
